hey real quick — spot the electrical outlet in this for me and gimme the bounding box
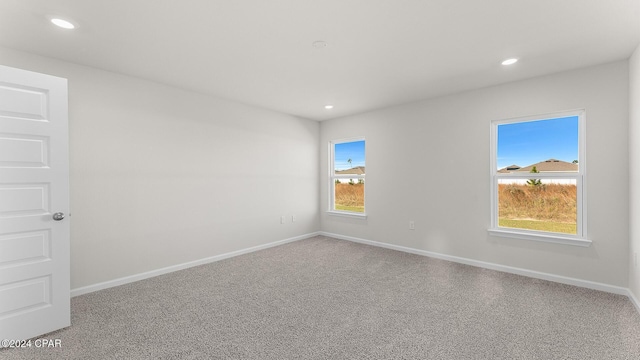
[281,216,285,224]
[292,215,296,222]
[409,221,415,230]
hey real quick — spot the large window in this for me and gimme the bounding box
[490,111,589,246]
[329,138,365,215]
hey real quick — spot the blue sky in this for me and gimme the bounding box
[497,116,578,169]
[335,140,365,170]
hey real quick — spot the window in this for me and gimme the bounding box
[489,110,589,246]
[329,138,365,215]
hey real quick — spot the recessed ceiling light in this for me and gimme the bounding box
[313,41,328,49]
[324,105,334,110]
[501,58,518,65]
[51,18,75,29]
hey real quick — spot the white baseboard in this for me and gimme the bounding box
[319,231,630,297]
[71,230,640,316]
[71,232,319,297]
[628,289,640,314]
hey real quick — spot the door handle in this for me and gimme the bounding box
[52,212,65,221]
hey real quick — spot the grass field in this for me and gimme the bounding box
[498,183,577,234]
[335,183,364,213]
[498,219,577,234]
[335,204,365,212]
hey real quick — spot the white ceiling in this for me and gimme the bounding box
[1,0,639,121]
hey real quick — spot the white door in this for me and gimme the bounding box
[0,65,70,340]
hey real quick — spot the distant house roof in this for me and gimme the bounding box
[336,166,365,175]
[516,159,578,173]
[498,164,521,173]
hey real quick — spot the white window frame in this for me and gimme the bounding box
[328,137,366,218]
[488,110,590,247]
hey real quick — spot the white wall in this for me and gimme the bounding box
[630,45,640,300]
[321,61,630,287]
[0,47,320,290]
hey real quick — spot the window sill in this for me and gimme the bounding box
[488,228,592,247]
[326,211,368,220]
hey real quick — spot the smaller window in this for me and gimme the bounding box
[329,139,365,215]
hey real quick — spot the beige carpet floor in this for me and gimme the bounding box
[3,235,640,359]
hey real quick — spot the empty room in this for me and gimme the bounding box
[2,0,640,358]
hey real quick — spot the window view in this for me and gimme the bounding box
[493,114,583,236]
[330,139,365,213]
